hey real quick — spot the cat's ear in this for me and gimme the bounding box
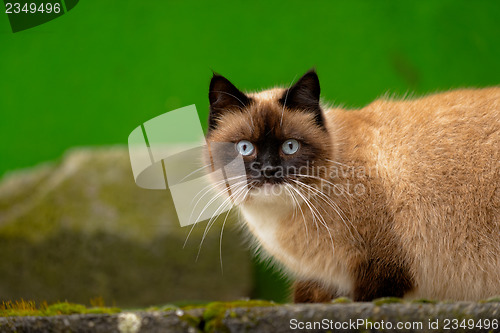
[280,69,324,128]
[208,73,251,130]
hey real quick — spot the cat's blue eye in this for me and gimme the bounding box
[282,139,300,155]
[236,140,255,156]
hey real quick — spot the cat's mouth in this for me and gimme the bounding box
[249,176,285,186]
[245,174,290,199]
[248,166,287,186]
[247,182,285,199]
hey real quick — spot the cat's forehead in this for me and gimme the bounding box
[208,98,319,143]
[248,88,286,102]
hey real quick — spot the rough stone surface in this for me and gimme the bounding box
[0,302,499,333]
[221,302,500,332]
[0,311,195,333]
[0,147,252,307]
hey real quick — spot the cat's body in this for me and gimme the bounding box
[206,71,500,302]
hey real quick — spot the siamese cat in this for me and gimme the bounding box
[205,70,500,302]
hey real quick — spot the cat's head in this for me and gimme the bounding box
[205,70,333,205]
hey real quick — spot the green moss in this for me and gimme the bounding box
[372,297,403,306]
[410,298,438,304]
[0,300,121,317]
[202,300,275,320]
[201,300,276,332]
[43,302,87,315]
[481,296,500,303]
[179,313,202,328]
[84,307,122,315]
[174,300,209,308]
[176,300,212,312]
[331,297,352,304]
[0,300,41,317]
[144,304,178,312]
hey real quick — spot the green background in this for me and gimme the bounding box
[2,0,500,176]
[1,0,500,304]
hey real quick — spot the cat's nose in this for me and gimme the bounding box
[261,166,281,178]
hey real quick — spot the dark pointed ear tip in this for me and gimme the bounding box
[211,70,221,77]
[210,72,224,81]
[303,69,319,79]
[209,72,228,91]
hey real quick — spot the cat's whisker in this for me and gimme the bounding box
[196,181,249,260]
[325,158,352,169]
[212,105,253,134]
[287,183,332,253]
[196,196,235,261]
[184,184,229,249]
[284,183,309,243]
[189,175,248,225]
[197,197,233,261]
[289,184,320,245]
[218,185,249,273]
[288,183,335,256]
[185,177,247,248]
[290,179,361,243]
[289,178,349,225]
[219,209,231,273]
[211,105,244,113]
[287,172,357,225]
[184,179,232,248]
[283,185,297,220]
[189,176,238,213]
[192,174,248,203]
[197,186,248,263]
[280,75,297,128]
[177,164,212,184]
[289,173,353,198]
[210,91,247,108]
[199,179,248,230]
[290,178,355,240]
[249,114,255,135]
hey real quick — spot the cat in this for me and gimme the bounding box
[204,69,500,302]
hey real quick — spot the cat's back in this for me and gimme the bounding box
[342,87,500,300]
[361,87,500,197]
[334,87,500,192]
[364,87,500,149]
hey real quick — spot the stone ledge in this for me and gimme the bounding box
[0,147,253,306]
[1,301,499,333]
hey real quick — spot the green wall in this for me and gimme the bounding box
[1,0,499,176]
